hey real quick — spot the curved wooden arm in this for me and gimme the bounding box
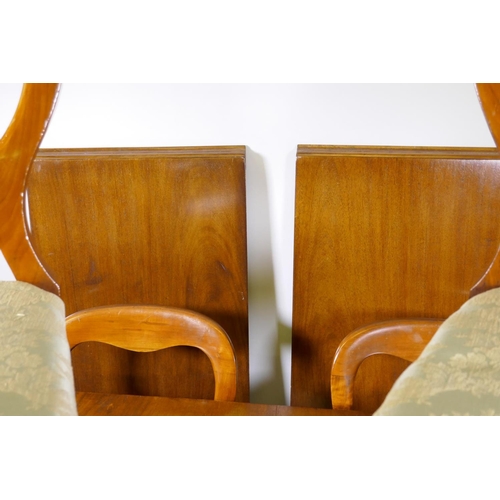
[476,84,500,148]
[330,319,443,410]
[0,83,60,293]
[470,84,500,297]
[66,305,238,402]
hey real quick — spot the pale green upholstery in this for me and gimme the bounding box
[375,288,500,416]
[0,281,77,415]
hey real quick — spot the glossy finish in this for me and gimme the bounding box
[0,84,59,293]
[76,391,365,416]
[476,84,500,147]
[469,84,500,297]
[330,319,442,410]
[327,84,500,414]
[28,147,249,401]
[292,145,500,414]
[66,305,238,401]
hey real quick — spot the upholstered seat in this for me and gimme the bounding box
[375,288,500,416]
[0,281,77,415]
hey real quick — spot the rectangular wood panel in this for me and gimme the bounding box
[292,145,500,413]
[28,147,249,401]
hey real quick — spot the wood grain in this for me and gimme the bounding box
[330,319,442,410]
[28,147,249,401]
[0,84,59,293]
[75,391,365,416]
[292,145,500,413]
[328,85,500,414]
[66,305,238,401]
[468,84,500,296]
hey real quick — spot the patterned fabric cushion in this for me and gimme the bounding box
[0,281,77,415]
[375,288,500,416]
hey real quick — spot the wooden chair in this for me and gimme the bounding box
[291,84,500,415]
[328,83,500,412]
[330,320,441,411]
[0,83,243,403]
[66,305,236,401]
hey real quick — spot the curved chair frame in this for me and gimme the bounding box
[330,319,442,410]
[0,83,60,292]
[66,305,238,401]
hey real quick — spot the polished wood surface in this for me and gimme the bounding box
[28,147,249,401]
[0,84,59,293]
[330,319,442,410]
[476,84,500,148]
[469,84,500,297]
[66,305,238,401]
[292,145,500,414]
[328,84,500,413]
[76,391,365,416]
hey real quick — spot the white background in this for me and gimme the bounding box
[3,0,500,492]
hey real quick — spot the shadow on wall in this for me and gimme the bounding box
[245,147,287,404]
[274,147,297,404]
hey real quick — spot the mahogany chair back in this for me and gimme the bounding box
[28,146,249,401]
[1,84,248,402]
[326,83,500,413]
[292,86,500,414]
